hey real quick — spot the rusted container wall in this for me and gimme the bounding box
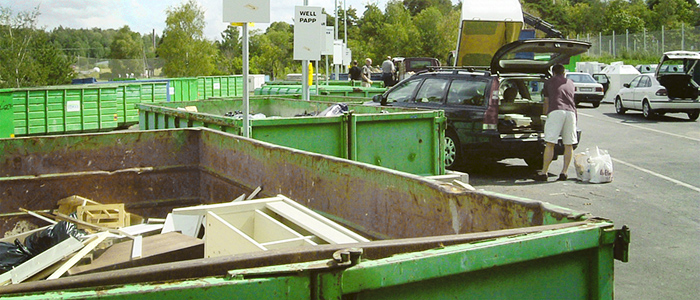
[0,128,581,240]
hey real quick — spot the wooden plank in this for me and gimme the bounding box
[205,212,265,258]
[47,233,111,280]
[172,196,283,216]
[8,237,83,284]
[131,236,143,259]
[68,232,203,276]
[276,195,370,242]
[246,186,262,200]
[119,224,164,236]
[265,201,361,244]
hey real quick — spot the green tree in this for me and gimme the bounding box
[216,25,242,75]
[157,0,217,77]
[109,26,144,78]
[0,5,73,88]
[250,22,294,79]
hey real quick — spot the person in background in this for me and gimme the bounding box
[349,60,361,83]
[535,64,577,182]
[361,58,373,88]
[381,56,395,87]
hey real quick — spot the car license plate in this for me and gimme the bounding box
[580,87,593,92]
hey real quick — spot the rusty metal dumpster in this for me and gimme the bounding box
[0,128,628,298]
[136,97,446,176]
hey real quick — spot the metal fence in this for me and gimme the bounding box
[73,57,163,80]
[575,25,700,58]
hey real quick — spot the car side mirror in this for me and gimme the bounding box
[623,83,630,88]
[372,94,382,103]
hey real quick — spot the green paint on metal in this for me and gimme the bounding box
[136,97,444,175]
[0,90,14,138]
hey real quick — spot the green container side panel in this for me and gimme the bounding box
[0,92,13,138]
[170,78,199,102]
[352,112,444,176]
[251,117,346,158]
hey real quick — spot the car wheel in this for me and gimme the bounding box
[592,101,600,108]
[688,110,700,121]
[444,131,462,169]
[615,97,626,114]
[642,100,655,119]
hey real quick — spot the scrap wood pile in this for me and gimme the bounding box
[0,195,201,286]
[0,190,369,287]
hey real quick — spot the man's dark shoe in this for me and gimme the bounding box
[534,173,548,182]
[557,174,568,181]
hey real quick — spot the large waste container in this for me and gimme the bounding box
[1,85,120,136]
[197,75,244,99]
[0,90,13,138]
[136,97,445,176]
[0,128,629,298]
[114,80,168,127]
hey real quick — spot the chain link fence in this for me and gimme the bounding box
[73,57,163,80]
[575,25,700,58]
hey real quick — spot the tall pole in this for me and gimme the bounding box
[334,0,339,80]
[242,23,250,137]
[343,0,348,74]
[302,0,309,100]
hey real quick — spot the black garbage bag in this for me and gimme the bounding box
[23,221,85,256]
[0,240,32,274]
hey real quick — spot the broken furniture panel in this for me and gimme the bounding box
[170,195,369,258]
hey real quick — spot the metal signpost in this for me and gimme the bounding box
[222,0,270,137]
[294,5,323,101]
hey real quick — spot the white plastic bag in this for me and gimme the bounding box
[574,150,591,182]
[588,147,613,183]
[574,147,613,183]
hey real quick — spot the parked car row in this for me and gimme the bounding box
[612,51,700,120]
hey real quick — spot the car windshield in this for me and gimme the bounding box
[566,73,597,83]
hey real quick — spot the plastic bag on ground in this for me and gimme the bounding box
[574,150,591,182]
[574,147,613,183]
[588,147,614,183]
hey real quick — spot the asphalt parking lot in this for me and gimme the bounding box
[460,102,700,300]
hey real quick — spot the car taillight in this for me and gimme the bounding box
[656,88,667,96]
[595,87,603,92]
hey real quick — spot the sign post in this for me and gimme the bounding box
[294,5,323,101]
[223,0,270,137]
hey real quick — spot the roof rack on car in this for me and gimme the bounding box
[425,65,491,75]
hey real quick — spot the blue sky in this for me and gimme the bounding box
[2,0,389,41]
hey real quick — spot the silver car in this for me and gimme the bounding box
[615,51,700,120]
[566,72,605,108]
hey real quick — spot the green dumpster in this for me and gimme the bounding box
[115,81,168,127]
[168,77,199,102]
[136,97,445,176]
[0,128,629,298]
[197,75,244,99]
[6,85,119,136]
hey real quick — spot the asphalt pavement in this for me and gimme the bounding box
[458,102,700,300]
